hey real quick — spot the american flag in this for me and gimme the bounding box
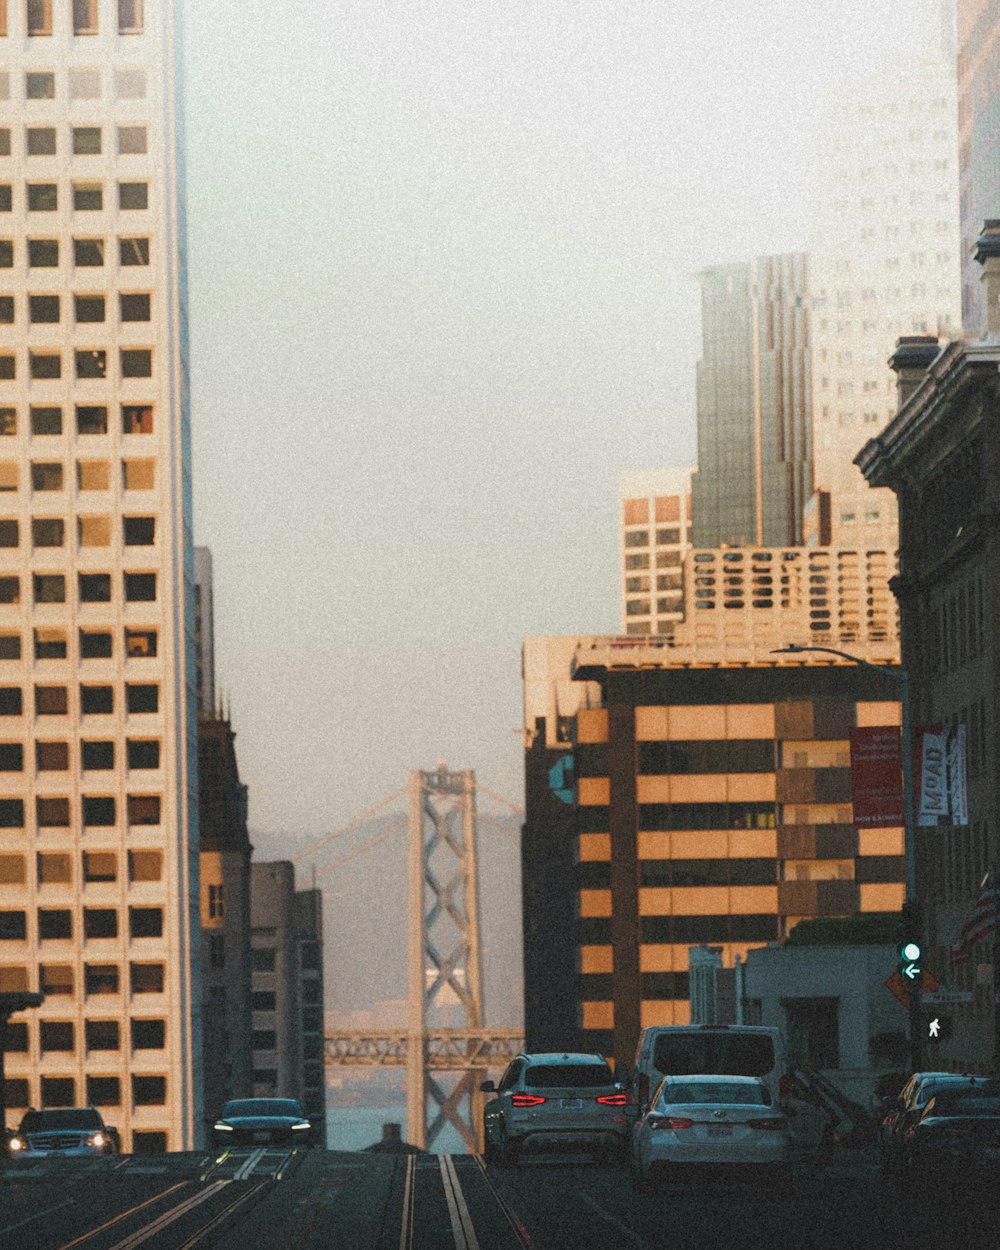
[951,883,1000,964]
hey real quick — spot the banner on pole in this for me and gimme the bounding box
[849,726,903,828]
[918,728,948,826]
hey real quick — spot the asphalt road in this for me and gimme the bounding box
[0,1145,995,1250]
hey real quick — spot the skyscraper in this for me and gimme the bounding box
[958,0,1000,334]
[690,255,811,550]
[0,2,200,1150]
[618,467,693,637]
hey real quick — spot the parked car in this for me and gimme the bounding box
[881,1072,988,1175]
[631,1074,792,1189]
[901,1082,1000,1184]
[5,1108,118,1158]
[482,1052,630,1165]
[631,1024,788,1114]
[211,1098,314,1149]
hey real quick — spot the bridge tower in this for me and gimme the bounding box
[407,768,486,1151]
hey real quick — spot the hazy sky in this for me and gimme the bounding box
[179,1,930,1009]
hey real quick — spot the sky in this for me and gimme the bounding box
[179,0,932,1023]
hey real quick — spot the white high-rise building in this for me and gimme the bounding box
[0,2,201,1152]
[809,48,961,550]
[619,467,694,636]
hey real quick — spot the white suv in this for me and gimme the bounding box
[481,1052,629,1165]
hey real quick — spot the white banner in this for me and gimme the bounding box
[948,724,969,827]
[918,730,949,826]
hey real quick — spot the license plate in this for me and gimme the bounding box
[561,1098,583,1109]
[707,1126,732,1137]
[254,1132,271,1143]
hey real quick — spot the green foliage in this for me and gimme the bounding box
[784,913,898,946]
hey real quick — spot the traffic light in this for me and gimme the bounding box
[927,1014,953,1042]
[896,900,923,983]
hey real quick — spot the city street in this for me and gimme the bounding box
[0,1146,993,1250]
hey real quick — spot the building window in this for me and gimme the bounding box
[123,459,154,490]
[85,1020,119,1050]
[75,297,105,324]
[28,238,58,266]
[80,686,113,714]
[128,850,160,882]
[73,238,104,266]
[76,350,107,379]
[124,516,155,545]
[0,576,18,604]
[31,462,62,491]
[133,1075,166,1106]
[27,0,53,37]
[0,910,26,939]
[76,406,108,436]
[36,740,68,770]
[83,851,116,883]
[79,573,111,603]
[38,908,72,939]
[0,687,22,714]
[120,349,151,377]
[85,965,119,995]
[79,629,112,658]
[40,1021,74,1052]
[77,460,110,490]
[69,69,100,99]
[209,933,225,968]
[26,128,56,156]
[73,183,102,210]
[129,907,162,938]
[78,516,111,547]
[0,296,12,324]
[0,798,24,826]
[41,1078,76,1107]
[252,1030,277,1051]
[117,126,147,156]
[82,740,114,770]
[125,628,156,657]
[118,0,143,35]
[33,573,65,603]
[25,72,55,99]
[0,742,22,769]
[40,964,73,995]
[125,684,157,713]
[34,629,67,660]
[116,70,146,99]
[251,948,275,973]
[119,237,149,266]
[119,182,148,210]
[120,293,150,322]
[208,883,224,919]
[130,962,164,993]
[72,127,101,156]
[31,406,62,434]
[124,573,156,602]
[73,0,98,34]
[29,352,61,379]
[87,1077,121,1106]
[84,908,118,939]
[122,404,153,434]
[82,796,115,826]
[29,294,59,323]
[132,1019,165,1050]
[127,739,159,770]
[35,685,66,714]
[37,852,70,883]
[32,518,63,547]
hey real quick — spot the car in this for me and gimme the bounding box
[6,1107,118,1158]
[631,1073,792,1189]
[211,1098,314,1149]
[631,1024,788,1114]
[881,1071,987,1176]
[481,1052,630,1165]
[901,1082,1000,1184]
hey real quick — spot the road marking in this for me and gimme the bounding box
[105,1182,227,1250]
[52,1183,189,1250]
[0,1198,74,1237]
[439,1154,481,1250]
[579,1193,651,1250]
[398,1153,416,1250]
[232,1148,266,1179]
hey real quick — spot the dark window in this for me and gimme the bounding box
[31,406,62,434]
[120,349,151,377]
[132,1019,165,1049]
[29,294,60,323]
[40,1078,77,1108]
[0,910,27,939]
[29,353,61,379]
[126,684,157,713]
[5,1078,29,1108]
[28,238,58,267]
[651,1032,777,1079]
[40,1021,75,1052]
[252,1030,277,1051]
[122,404,153,434]
[119,182,148,210]
[72,127,102,155]
[34,630,66,660]
[73,238,104,266]
[0,798,24,826]
[31,462,63,490]
[38,909,72,939]
[86,1076,121,1105]
[83,909,118,938]
[73,184,103,211]
[127,794,160,825]
[124,573,156,602]
[130,962,164,993]
[85,964,120,994]
[75,296,105,324]
[76,405,108,434]
[6,1025,28,1053]
[129,907,162,938]
[119,237,149,265]
[76,350,106,379]
[33,574,65,604]
[0,577,18,604]
[252,991,276,1011]
[82,741,114,769]
[27,129,56,156]
[251,948,275,972]
[0,296,13,323]
[0,357,14,381]
[31,519,63,547]
[125,628,156,656]
[577,806,609,833]
[132,1076,166,1106]
[123,516,155,545]
[0,242,11,267]
[120,293,150,321]
[36,741,68,770]
[127,740,159,769]
[28,185,58,212]
[85,1020,120,1051]
[82,796,115,826]
[0,521,18,547]
[80,686,113,714]
[36,796,69,826]
[80,629,112,658]
[26,72,56,100]
[0,688,22,715]
[641,972,690,999]
[0,186,11,212]
[79,573,111,603]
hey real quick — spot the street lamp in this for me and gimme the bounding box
[771,643,921,1069]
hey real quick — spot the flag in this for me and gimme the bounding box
[951,883,1000,963]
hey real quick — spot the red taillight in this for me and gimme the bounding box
[746,1117,787,1130]
[510,1094,546,1107]
[596,1093,629,1106]
[647,1115,694,1130]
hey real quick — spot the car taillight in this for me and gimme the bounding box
[596,1093,629,1106]
[646,1115,693,1130]
[510,1094,546,1107]
[746,1118,787,1130]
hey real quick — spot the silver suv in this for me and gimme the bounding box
[481,1052,629,1165]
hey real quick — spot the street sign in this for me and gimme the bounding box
[922,990,973,1005]
[885,968,940,1010]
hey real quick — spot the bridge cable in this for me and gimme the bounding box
[290,788,407,863]
[315,819,407,882]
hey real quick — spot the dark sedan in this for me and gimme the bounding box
[211,1098,314,1149]
[903,1084,1000,1183]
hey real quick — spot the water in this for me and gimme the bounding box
[325,1103,467,1154]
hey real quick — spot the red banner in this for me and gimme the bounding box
[849,726,904,828]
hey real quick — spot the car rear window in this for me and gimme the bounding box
[20,1109,102,1132]
[524,1063,614,1088]
[930,1094,1000,1117]
[222,1099,304,1117]
[652,1032,775,1078]
[661,1080,770,1106]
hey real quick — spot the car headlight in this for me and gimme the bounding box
[213,1122,234,1132]
[291,1122,311,1131]
[87,1133,106,1149]
[8,1137,25,1152]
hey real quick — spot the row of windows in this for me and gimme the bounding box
[573,914,783,946]
[1,904,163,938]
[3,1081,163,1119]
[0,683,158,716]
[0,791,160,825]
[0,348,153,379]
[0,571,158,603]
[0,625,159,661]
[0,737,161,769]
[577,803,778,833]
[1,234,149,263]
[0,182,148,212]
[0,293,151,322]
[929,573,986,675]
[0,460,156,489]
[0,404,153,435]
[2,125,148,157]
[5,1016,164,1051]
[580,972,692,1001]
[2,65,146,99]
[0,1,144,37]
[2,848,161,884]
[637,740,776,775]
[0,516,155,548]
[1,960,162,995]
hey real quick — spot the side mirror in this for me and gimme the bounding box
[480,1080,496,1093]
